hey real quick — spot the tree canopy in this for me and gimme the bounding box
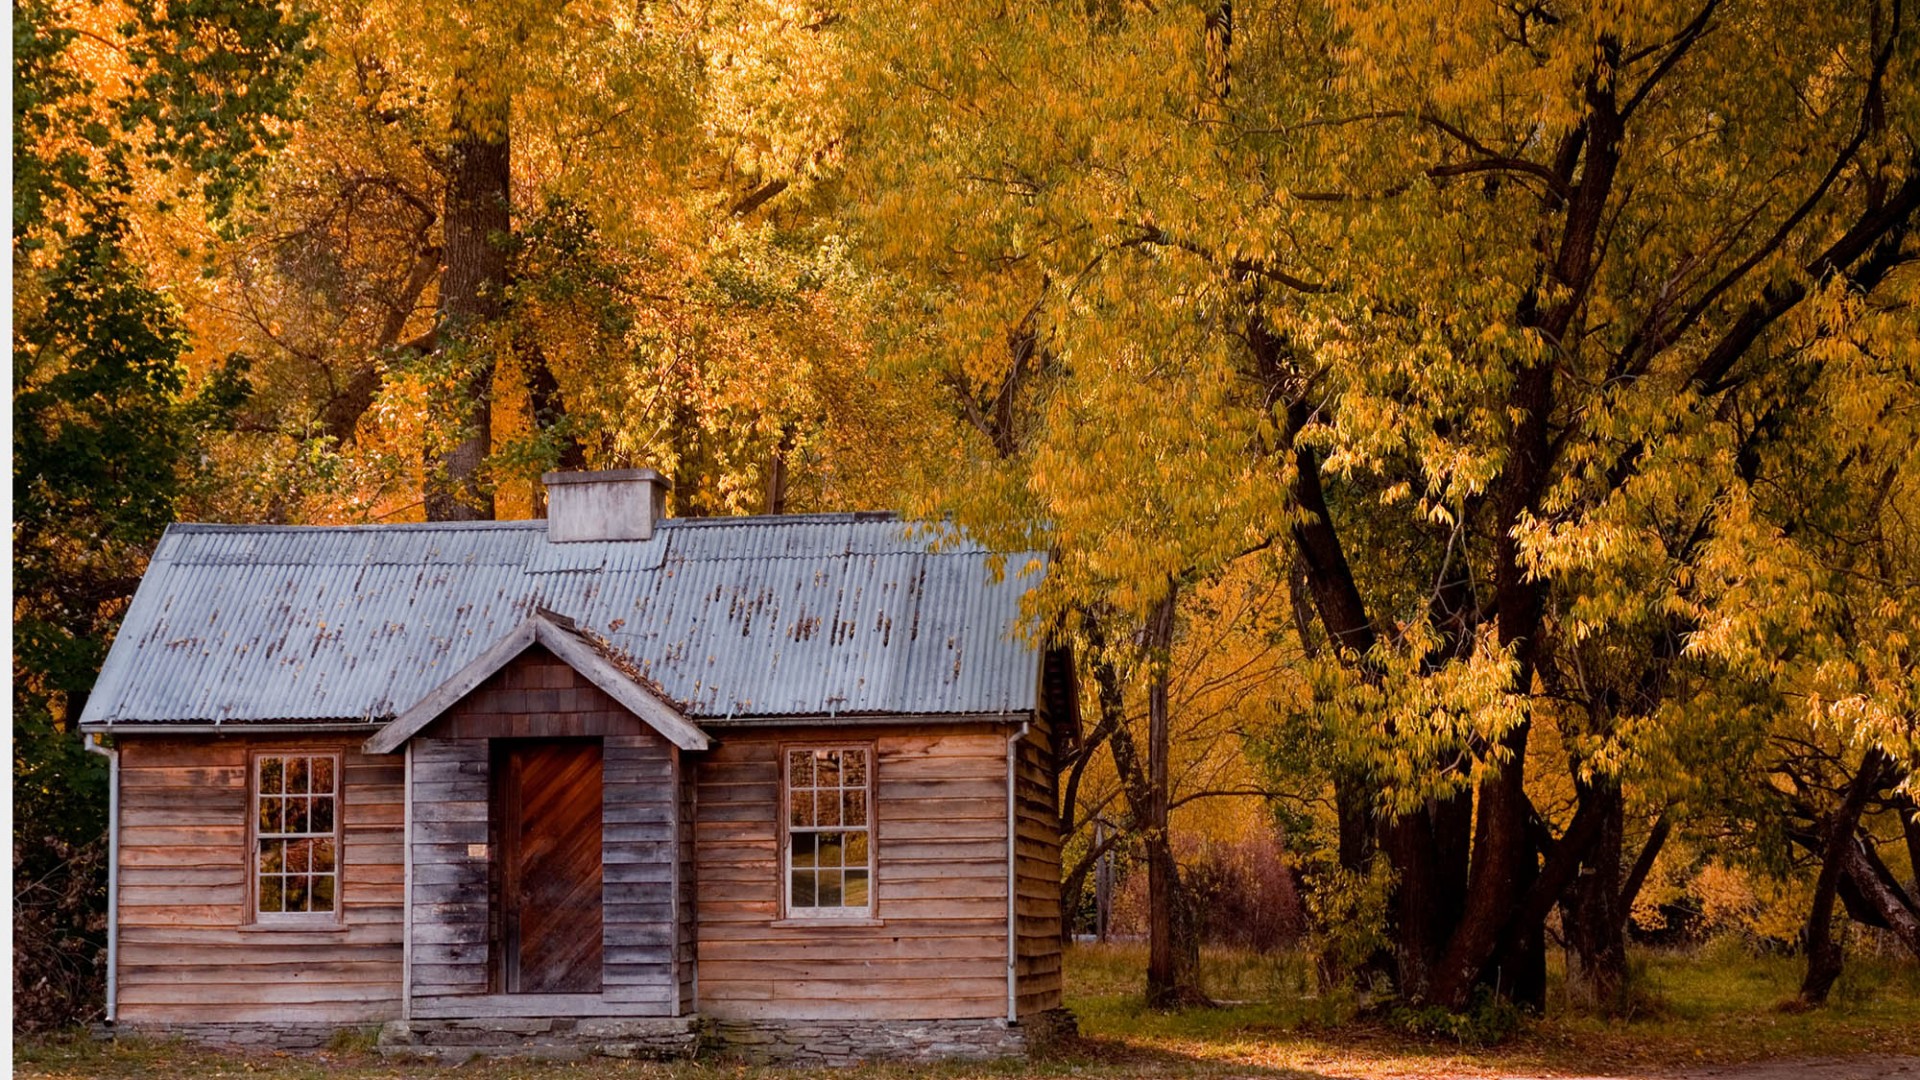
[13,0,1920,1028]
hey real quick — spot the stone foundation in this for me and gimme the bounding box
[107,1008,1078,1065]
[376,1016,701,1061]
[706,1010,1077,1065]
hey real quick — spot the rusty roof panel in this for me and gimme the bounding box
[80,515,1045,726]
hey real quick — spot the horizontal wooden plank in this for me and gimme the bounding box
[410,995,674,1020]
[699,936,1004,963]
[120,960,398,986]
[122,825,246,847]
[120,766,247,789]
[409,942,487,966]
[120,1000,397,1024]
[120,925,401,947]
[700,996,1004,1021]
[119,980,398,1005]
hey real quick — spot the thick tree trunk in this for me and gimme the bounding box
[1800,750,1891,1005]
[425,89,510,522]
[1383,810,1442,998]
[1564,779,1629,1007]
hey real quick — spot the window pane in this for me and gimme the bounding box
[847,832,869,867]
[791,870,817,908]
[259,839,284,874]
[311,874,336,911]
[843,790,867,826]
[259,758,283,795]
[817,870,843,907]
[311,757,334,794]
[842,750,866,787]
[288,757,309,795]
[285,876,310,913]
[818,834,842,868]
[815,751,840,788]
[311,795,335,834]
[817,789,840,827]
[286,839,311,875]
[284,797,310,834]
[312,838,337,875]
[790,833,816,868]
[788,750,812,789]
[258,796,282,835]
[791,793,814,828]
[259,876,283,913]
[844,870,869,907]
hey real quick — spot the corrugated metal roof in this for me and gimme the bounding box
[80,514,1047,726]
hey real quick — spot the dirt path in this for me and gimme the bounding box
[1527,1056,1920,1080]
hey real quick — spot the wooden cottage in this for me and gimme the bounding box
[78,469,1074,1062]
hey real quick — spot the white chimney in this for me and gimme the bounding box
[542,469,671,542]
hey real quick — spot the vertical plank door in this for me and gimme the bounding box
[500,740,604,993]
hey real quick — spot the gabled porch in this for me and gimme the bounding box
[365,610,708,1025]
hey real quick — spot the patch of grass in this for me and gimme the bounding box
[327,1027,382,1054]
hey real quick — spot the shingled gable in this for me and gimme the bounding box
[363,608,708,754]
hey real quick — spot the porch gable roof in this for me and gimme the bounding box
[364,608,710,754]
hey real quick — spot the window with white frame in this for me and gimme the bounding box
[253,753,341,919]
[785,747,872,916]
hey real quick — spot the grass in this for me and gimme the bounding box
[16,940,1920,1079]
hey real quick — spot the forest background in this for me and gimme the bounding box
[13,0,1920,1037]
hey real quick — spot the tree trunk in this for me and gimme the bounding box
[765,426,793,514]
[1619,810,1672,916]
[322,242,440,446]
[1899,798,1920,896]
[425,88,510,522]
[1092,618,1201,1007]
[1801,749,1890,1005]
[1564,778,1628,1008]
[1838,834,1920,960]
[524,336,585,517]
[1143,587,1200,1007]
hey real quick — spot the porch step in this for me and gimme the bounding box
[376,1016,702,1062]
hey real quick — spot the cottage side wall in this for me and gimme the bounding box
[693,724,1016,1021]
[1012,716,1064,1016]
[114,734,404,1024]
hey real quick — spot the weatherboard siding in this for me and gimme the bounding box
[1013,717,1064,1016]
[691,724,1019,1021]
[114,734,404,1024]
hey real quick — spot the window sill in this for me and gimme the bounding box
[769,917,885,929]
[239,919,349,933]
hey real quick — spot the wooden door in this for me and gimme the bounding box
[499,741,604,993]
